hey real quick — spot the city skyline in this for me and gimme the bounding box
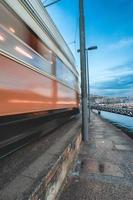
[45,0,133,97]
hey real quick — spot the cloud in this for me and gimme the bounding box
[90,73,133,97]
[108,38,133,50]
[91,88,133,97]
[109,61,133,71]
[96,74,133,90]
[92,60,133,84]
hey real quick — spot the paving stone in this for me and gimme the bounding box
[115,145,132,151]
[95,135,104,139]
[79,159,124,177]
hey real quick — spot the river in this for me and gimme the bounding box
[92,110,133,138]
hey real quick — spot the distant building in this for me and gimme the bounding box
[90,94,130,105]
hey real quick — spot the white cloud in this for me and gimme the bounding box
[91,62,133,84]
[108,38,133,49]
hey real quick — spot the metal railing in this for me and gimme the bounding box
[91,105,133,117]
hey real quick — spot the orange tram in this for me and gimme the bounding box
[0,1,80,157]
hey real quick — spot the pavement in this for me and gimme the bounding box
[58,112,133,200]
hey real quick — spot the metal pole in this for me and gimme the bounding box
[44,0,61,8]
[86,50,90,122]
[85,50,88,96]
[79,0,88,142]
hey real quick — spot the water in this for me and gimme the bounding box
[93,110,133,138]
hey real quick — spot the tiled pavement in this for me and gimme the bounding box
[58,112,133,200]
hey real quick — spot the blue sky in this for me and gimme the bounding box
[44,0,133,97]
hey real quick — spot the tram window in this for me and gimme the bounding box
[0,3,54,69]
[56,57,77,89]
[56,58,63,79]
[0,25,52,74]
[75,77,79,91]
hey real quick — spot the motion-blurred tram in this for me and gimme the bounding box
[0,0,80,157]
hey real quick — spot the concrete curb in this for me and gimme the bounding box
[29,132,82,200]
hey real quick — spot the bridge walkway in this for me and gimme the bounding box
[58,112,133,200]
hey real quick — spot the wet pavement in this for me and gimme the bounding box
[58,112,133,200]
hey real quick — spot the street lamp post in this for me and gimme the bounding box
[77,46,98,123]
[86,46,98,123]
[86,50,90,122]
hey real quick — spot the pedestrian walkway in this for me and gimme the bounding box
[58,112,133,200]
